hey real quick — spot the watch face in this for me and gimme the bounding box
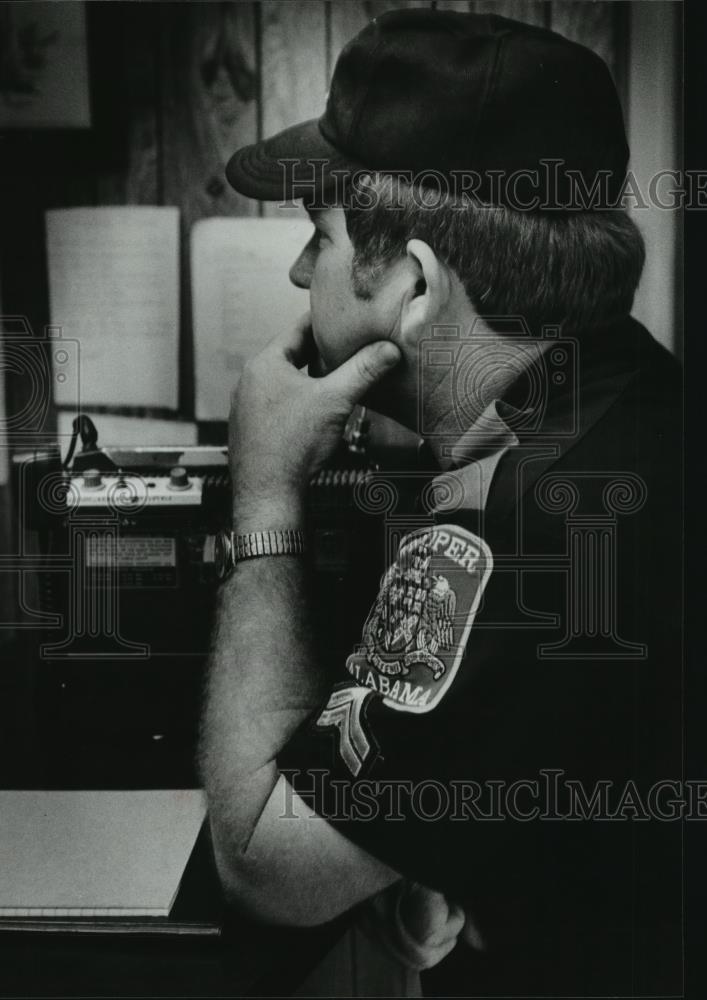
[214,531,232,580]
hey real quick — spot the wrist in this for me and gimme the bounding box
[232,490,306,533]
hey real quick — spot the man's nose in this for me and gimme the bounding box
[289,243,314,289]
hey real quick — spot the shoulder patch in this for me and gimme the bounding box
[345,525,493,714]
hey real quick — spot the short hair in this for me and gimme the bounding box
[342,174,645,334]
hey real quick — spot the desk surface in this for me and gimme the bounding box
[0,925,346,998]
[0,642,349,996]
[0,823,348,998]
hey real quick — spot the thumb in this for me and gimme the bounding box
[460,910,486,951]
[323,340,401,405]
[399,885,450,942]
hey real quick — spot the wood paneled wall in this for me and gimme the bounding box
[0,0,627,427]
[0,2,628,640]
[99,0,625,231]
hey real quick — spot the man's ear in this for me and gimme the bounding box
[399,239,452,346]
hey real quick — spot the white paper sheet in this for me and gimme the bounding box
[46,207,180,409]
[192,216,310,421]
[57,411,197,448]
[0,790,205,916]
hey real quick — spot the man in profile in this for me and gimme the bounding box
[200,9,682,995]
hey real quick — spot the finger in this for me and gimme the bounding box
[428,905,465,946]
[429,935,461,965]
[448,901,466,924]
[401,886,451,942]
[461,911,486,951]
[322,340,401,404]
[410,935,460,971]
[401,888,467,947]
[416,907,465,948]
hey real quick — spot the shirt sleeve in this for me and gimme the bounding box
[277,496,671,908]
[277,521,496,891]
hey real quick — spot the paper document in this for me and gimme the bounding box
[46,207,180,409]
[0,789,205,917]
[192,216,310,420]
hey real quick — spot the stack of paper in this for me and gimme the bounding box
[0,790,206,920]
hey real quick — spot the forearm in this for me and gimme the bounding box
[200,501,326,857]
[198,323,401,916]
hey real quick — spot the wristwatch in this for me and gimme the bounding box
[209,529,305,581]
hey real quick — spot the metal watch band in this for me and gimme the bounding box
[231,529,305,563]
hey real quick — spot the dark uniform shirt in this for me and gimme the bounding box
[279,317,683,996]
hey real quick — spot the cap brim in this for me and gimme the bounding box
[226,118,362,202]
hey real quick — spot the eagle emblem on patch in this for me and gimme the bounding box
[345,524,493,714]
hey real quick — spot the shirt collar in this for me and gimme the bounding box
[428,399,523,515]
[448,399,522,469]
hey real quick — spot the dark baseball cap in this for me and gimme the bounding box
[226,8,629,210]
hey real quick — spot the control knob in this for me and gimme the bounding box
[82,469,103,490]
[168,466,190,491]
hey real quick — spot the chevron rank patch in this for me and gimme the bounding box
[315,683,375,777]
[346,524,493,715]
